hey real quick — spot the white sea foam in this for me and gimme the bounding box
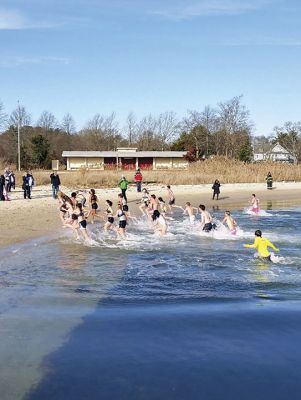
[59,207,301,256]
[244,208,273,217]
[270,253,297,265]
[252,252,297,265]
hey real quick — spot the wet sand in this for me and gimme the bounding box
[0,182,300,248]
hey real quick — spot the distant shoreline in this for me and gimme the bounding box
[0,182,300,249]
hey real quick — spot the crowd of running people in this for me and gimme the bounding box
[57,185,278,261]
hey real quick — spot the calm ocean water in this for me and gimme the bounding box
[1,204,301,400]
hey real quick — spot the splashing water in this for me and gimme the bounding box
[244,207,274,216]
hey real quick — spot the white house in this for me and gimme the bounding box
[253,143,296,164]
[62,148,189,171]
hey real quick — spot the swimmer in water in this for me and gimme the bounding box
[57,191,73,225]
[139,188,150,216]
[118,192,128,212]
[183,202,198,223]
[244,229,279,261]
[221,210,238,235]
[65,203,86,240]
[117,192,137,223]
[70,192,78,209]
[88,189,100,224]
[166,185,184,213]
[199,204,215,232]
[152,210,167,236]
[250,194,260,214]
[77,203,90,241]
[75,190,87,207]
[114,204,127,239]
[70,191,86,209]
[150,194,159,211]
[104,200,114,232]
[158,197,168,215]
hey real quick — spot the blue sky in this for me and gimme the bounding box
[0,0,301,135]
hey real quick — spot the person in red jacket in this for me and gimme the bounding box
[134,168,143,192]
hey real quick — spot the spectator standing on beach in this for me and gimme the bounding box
[4,168,10,193]
[134,169,143,193]
[212,179,221,200]
[8,170,15,192]
[28,171,34,195]
[0,174,5,201]
[118,175,129,202]
[50,171,61,199]
[22,171,34,199]
[22,172,31,199]
[266,172,273,190]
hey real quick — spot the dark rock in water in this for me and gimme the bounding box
[74,287,91,293]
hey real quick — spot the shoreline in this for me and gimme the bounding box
[0,182,300,249]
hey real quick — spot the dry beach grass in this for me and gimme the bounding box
[6,157,301,188]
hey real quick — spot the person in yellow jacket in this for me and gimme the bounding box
[244,230,279,261]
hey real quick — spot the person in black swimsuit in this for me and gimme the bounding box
[114,204,127,239]
[77,203,90,241]
[104,200,114,232]
[88,189,100,223]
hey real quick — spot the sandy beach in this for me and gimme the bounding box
[0,182,300,249]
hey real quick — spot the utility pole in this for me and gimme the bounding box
[17,101,21,171]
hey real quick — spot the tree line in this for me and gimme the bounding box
[0,95,300,169]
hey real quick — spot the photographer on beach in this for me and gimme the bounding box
[50,171,61,199]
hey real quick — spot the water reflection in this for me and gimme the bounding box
[0,241,129,400]
[266,200,273,210]
[57,243,89,271]
[253,260,271,299]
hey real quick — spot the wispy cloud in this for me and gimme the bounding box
[0,56,70,68]
[150,0,269,20]
[0,7,62,30]
[0,8,26,29]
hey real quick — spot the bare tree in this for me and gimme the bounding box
[61,113,76,134]
[216,95,253,157]
[125,112,138,145]
[181,107,217,155]
[200,105,217,133]
[156,111,179,149]
[0,100,8,132]
[9,104,31,128]
[198,106,217,155]
[37,111,58,130]
[103,112,119,137]
[217,95,251,134]
[86,113,118,133]
[182,110,202,132]
[181,107,217,156]
[83,112,120,150]
[136,114,158,150]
